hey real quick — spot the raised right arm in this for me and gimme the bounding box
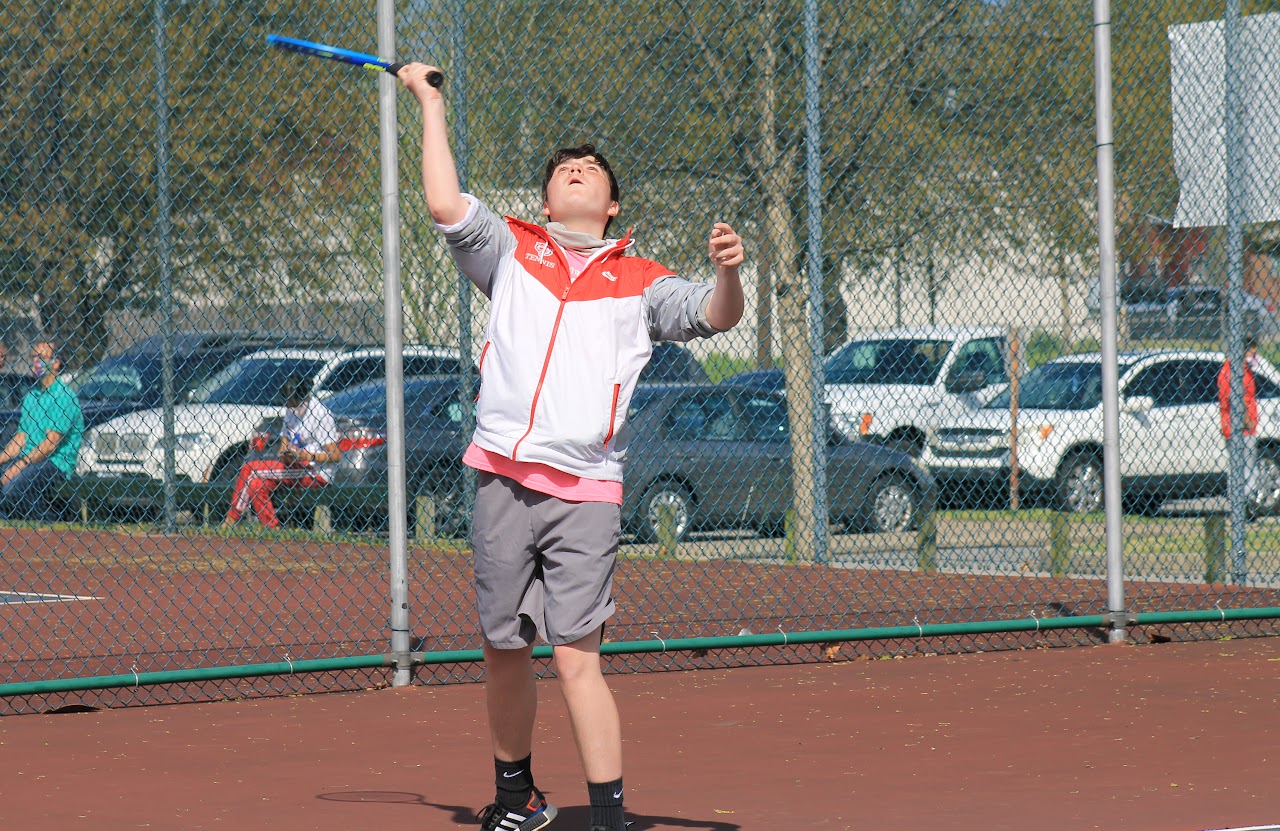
[398,62,469,226]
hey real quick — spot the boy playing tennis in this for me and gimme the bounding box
[399,62,744,831]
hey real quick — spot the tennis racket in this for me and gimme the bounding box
[266,34,443,88]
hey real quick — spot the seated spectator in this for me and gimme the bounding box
[222,376,341,529]
[0,340,84,521]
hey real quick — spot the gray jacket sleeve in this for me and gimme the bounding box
[435,195,516,298]
[644,275,722,342]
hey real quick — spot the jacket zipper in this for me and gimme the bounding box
[476,342,491,400]
[603,383,621,447]
[512,284,572,460]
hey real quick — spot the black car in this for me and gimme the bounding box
[721,367,786,392]
[639,342,710,385]
[621,384,935,541]
[246,375,474,534]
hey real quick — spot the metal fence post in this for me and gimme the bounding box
[1094,0,1127,644]
[1223,0,1249,584]
[153,0,177,534]
[377,0,412,687]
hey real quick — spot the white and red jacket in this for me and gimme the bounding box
[437,196,722,482]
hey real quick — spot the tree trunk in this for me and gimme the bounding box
[752,0,820,561]
[1057,251,1074,347]
[756,243,775,370]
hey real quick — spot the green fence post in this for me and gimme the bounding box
[415,495,436,542]
[916,510,937,574]
[313,504,332,534]
[656,502,679,559]
[783,508,800,562]
[1204,513,1226,584]
[1049,511,1070,578]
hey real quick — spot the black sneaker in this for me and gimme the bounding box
[477,787,558,831]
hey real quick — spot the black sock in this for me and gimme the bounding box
[495,755,534,809]
[588,777,625,831]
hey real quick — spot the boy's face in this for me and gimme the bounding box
[542,155,619,229]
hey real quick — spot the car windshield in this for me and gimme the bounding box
[76,353,242,404]
[987,361,1117,411]
[823,338,951,386]
[327,379,458,420]
[327,382,386,417]
[190,357,327,405]
[73,357,156,403]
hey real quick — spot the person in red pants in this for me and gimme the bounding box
[222,377,341,528]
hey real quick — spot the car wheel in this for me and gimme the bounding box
[638,482,693,543]
[209,445,248,483]
[1250,448,1280,517]
[432,475,471,539]
[866,473,917,533]
[1056,451,1103,514]
[883,431,924,459]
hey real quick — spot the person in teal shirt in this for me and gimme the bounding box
[0,340,83,520]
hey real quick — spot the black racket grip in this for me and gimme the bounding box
[385,62,444,88]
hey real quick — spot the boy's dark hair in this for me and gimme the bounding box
[540,144,621,233]
[280,376,310,407]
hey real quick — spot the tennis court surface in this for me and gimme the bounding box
[1,636,1276,830]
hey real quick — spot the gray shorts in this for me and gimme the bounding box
[471,471,621,648]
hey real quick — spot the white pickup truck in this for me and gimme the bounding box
[823,326,1010,457]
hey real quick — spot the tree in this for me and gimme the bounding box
[0,0,383,364]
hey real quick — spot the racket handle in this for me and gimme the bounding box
[385,62,444,88]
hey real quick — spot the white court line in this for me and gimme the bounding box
[1203,826,1280,831]
[0,590,99,602]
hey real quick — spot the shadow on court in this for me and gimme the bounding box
[317,792,740,830]
[2,637,1278,830]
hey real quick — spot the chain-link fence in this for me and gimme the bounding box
[2,0,1280,715]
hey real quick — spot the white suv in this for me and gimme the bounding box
[921,350,1280,514]
[78,345,462,484]
[824,326,1009,456]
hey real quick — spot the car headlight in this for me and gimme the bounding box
[835,412,872,439]
[174,432,216,451]
[1025,424,1054,443]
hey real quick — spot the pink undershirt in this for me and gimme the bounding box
[461,245,624,506]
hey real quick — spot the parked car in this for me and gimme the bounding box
[724,326,1009,457]
[0,330,346,449]
[76,345,464,488]
[639,342,710,385]
[245,375,475,534]
[721,367,787,392]
[921,350,1280,515]
[1126,285,1280,341]
[621,384,936,541]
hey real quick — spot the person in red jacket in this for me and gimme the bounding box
[400,63,744,831]
[1218,337,1260,508]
